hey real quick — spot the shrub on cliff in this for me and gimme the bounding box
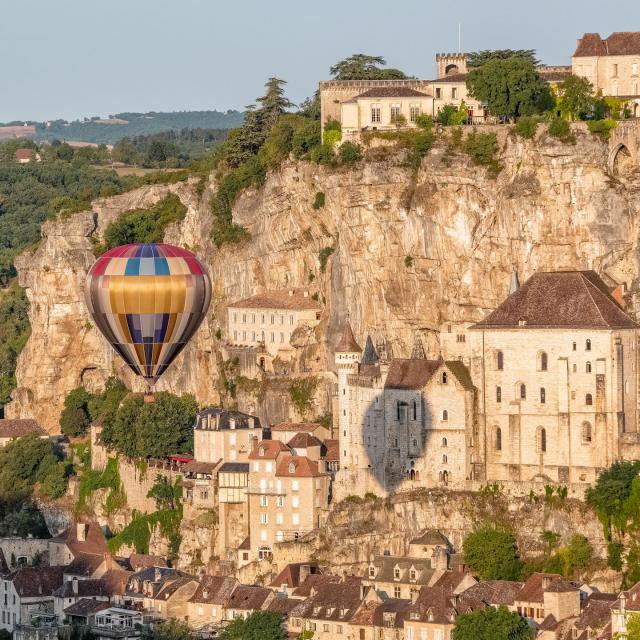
[513,116,539,139]
[548,118,576,144]
[463,526,523,580]
[587,119,617,141]
[339,141,363,164]
[463,131,502,176]
[0,284,30,408]
[452,606,533,640]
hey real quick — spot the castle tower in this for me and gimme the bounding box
[335,319,362,468]
[435,53,468,79]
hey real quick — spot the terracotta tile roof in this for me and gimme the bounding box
[322,439,339,461]
[271,422,324,433]
[239,536,251,551]
[189,575,238,605]
[228,289,320,311]
[276,454,326,478]
[155,576,197,600]
[128,554,168,571]
[539,613,559,631]
[249,439,290,460]
[226,585,272,611]
[471,271,638,330]
[64,598,111,617]
[14,149,33,161]
[66,553,106,577]
[351,598,412,628]
[291,574,341,598]
[432,73,468,83]
[352,87,430,99]
[516,573,578,603]
[269,563,323,589]
[11,565,64,598]
[410,530,450,546]
[290,577,363,621]
[406,585,460,624]
[287,432,323,449]
[99,568,132,596]
[573,593,616,632]
[575,32,640,57]
[0,419,45,439]
[384,359,440,390]
[461,580,523,606]
[335,321,362,353]
[266,596,298,615]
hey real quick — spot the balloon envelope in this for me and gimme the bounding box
[85,243,212,383]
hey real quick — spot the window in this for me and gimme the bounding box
[435,87,442,99]
[537,427,547,453]
[259,447,265,457]
[586,339,591,351]
[276,496,284,507]
[540,387,546,404]
[451,87,458,99]
[260,495,268,507]
[292,496,300,508]
[276,512,284,524]
[520,384,526,400]
[369,566,375,578]
[280,332,284,343]
[265,461,272,472]
[572,341,577,351]
[412,400,417,420]
[442,409,448,421]
[292,480,299,491]
[371,104,381,123]
[586,393,593,406]
[390,103,401,120]
[582,422,592,443]
[586,361,592,373]
[442,454,448,464]
[242,313,246,323]
[323,624,330,633]
[409,104,420,121]
[496,386,502,403]
[613,63,619,77]
[539,352,548,371]
[292,513,300,525]
[442,371,448,384]
[497,350,504,370]
[260,513,268,524]
[394,566,400,579]
[633,62,638,76]
[288,462,296,474]
[394,586,401,598]
[495,427,502,451]
[409,568,416,581]
[442,437,447,447]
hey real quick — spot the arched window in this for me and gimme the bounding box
[442,409,448,422]
[540,352,548,371]
[520,384,527,400]
[572,341,577,351]
[442,371,448,384]
[496,386,502,403]
[540,387,546,404]
[586,393,593,406]
[412,400,417,421]
[442,471,449,485]
[497,351,504,370]
[586,361,592,373]
[495,427,502,451]
[537,427,547,453]
[442,437,448,447]
[586,339,591,351]
[582,422,592,443]
[442,454,448,464]
[412,438,418,448]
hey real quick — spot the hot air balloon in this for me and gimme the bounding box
[84,243,212,393]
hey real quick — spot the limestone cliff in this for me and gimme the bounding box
[7,124,640,431]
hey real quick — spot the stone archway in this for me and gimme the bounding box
[609,143,635,178]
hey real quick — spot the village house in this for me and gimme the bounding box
[0,419,46,448]
[117,567,191,615]
[573,32,640,116]
[186,575,238,631]
[224,585,274,621]
[49,522,112,580]
[348,595,412,640]
[216,462,250,560]
[270,422,331,445]
[53,577,110,621]
[268,562,325,598]
[226,289,321,366]
[90,606,145,640]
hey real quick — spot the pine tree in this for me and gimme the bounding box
[256,77,295,132]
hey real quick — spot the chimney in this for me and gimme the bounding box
[248,417,254,429]
[230,418,236,430]
[207,414,212,429]
[77,523,87,542]
[299,564,311,585]
[72,578,78,595]
[154,568,162,582]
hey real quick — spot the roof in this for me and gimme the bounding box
[228,289,320,311]
[287,432,323,449]
[155,576,197,600]
[11,565,64,598]
[291,574,341,598]
[225,585,272,611]
[54,578,109,598]
[266,596,299,615]
[182,461,218,474]
[323,439,339,461]
[218,462,249,473]
[575,32,640,57]
[14,149,33,161]
[335,321,362,353]
[538,69,572,82]
[384,359,440,390]
[361,336,379,366]
[471,271,638,330]
[195,408,261,431]
[271,422,325,433]
[368,556,436,587]
[460,580,523,606]
[269,563,323,589]
[406,585,460,624]
[432,73,468,83]
[516,573,578,603]
[290,577,363,621]
[189,575,238,605]
[351,87,430,99]
[99,568,132,596]
[128,555,168,571]
[350,598,412,628]
[239,537,251,551]
[276,454,326,478]
[574,593,617,631]
[0,418,45,439]
[410,530,450,546]
[63,599,111,617]
[249,440,290,460]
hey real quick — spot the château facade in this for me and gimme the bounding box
[335,270,640,499]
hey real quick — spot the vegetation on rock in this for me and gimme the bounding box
[217,611,286,640]
[452,606,533,640]
[463,526,523,580]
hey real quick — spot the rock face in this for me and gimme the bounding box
[8,125,640,431]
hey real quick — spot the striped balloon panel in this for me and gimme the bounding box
[85,243,212,382]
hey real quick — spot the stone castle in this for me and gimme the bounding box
[334,270,640,499]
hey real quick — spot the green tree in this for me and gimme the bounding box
[329,54,408,80]
[559,534,592,577]
[59,387,92,437]
[623,615,640,640]
[558,75,594,120]
[463,527,523,580]
[257,78,295,133]
[513,116,539,139]
[217,611,286,640]
[339,141,362,164]
[103,393,143,454]
[0,284,30,408]
[145,619,196,640]
[466,57,553,120]
[147,475,178,510]
[467,49,539,68]
[453,606,533,640]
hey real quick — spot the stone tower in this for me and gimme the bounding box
[335,319,362,466]
[435,53,468,79]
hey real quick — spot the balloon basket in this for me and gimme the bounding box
[143,393,155,404]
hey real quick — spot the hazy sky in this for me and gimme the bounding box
[1,0,638,122]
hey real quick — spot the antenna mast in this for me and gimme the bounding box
[458,23,462,53]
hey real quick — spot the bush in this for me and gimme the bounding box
[312,192,325,209]
[514,116,539,139]
[607,541,624,571]
[309,144,336,165]
[548,118,576,144]
[288,377,318,418]
[587,119,617,141]
[60,387,92,437]
[338,141,362,164]
[323,129,342,147]
[404,256,414,268]
[414,114,433,130]
[463,526,523,580]
[437,104,467,126]
[324,118,341,132]
[463,131,502,176]
[291,121,321,158]
[453,606,533,640]
[318,246,335,273]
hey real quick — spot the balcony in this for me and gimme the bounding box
[246,485,287,496]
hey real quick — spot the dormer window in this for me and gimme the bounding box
[442,371,447,384]
[259,447,265,457]
[409,569,416,582]
[428,611,434,622]
[393,566,401,580]
[369,566,376,578]
[288,462,296,474]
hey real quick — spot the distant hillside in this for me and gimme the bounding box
[1,110,245,145]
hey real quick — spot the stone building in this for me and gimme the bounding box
[572,32,640,116]
[226,289,321,365]
[0,419,45,448]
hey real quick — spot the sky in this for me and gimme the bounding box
[1,0,639,122]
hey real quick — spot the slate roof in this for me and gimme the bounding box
[128,554,168,571]
[11,565,64,598]
[218,462,249,473]
[361,336,379,366]
[189,575,238,605]
[410,530,450,546]
[195,408,261,431]
[0,419,45,439]
[276,454,326,478]
[335,321,362,353]
[229,289,320,310]
[384,359,440,390]
[471,271,638,330]
[368,556,436,587]
[155,576,197,601]
[54,578,109,598]
[574,32,640,57]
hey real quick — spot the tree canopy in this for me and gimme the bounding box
[467,49,538,68]
[466,57,553,120]
[463,526,523,580]
[557,75,595,121]
[217,611,286,640]
[452,606,533,640]
[329,54,409,80]
[0,284,30,408]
